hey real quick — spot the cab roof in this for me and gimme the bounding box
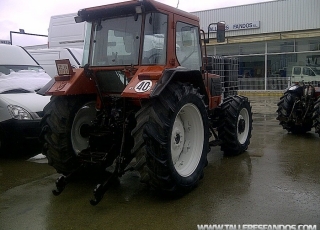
[76,0,199,23]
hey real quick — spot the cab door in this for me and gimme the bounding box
[173,14,202,71]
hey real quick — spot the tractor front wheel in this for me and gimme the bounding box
[218,95,253,156]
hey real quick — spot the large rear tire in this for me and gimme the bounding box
[276,92,312,134]
[218,95,253,156]
[131,82,209,195]
[41,95,96,174]
[313,97,320,136]
[0,126,6,154]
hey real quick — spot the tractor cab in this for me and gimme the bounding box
[76,0,202,70]
[45,0,206,98]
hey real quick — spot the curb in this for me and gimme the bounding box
[238,90,283,97]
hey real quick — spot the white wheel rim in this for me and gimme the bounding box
[71,102,96,155]
[237,108,250,145]
[171,103,204,177]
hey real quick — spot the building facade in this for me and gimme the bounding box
[192,0,320,90]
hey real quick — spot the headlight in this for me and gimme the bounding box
[7,105,32,120]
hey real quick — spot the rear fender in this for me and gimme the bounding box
[287,84,303,97]
[121,67,207,103]
[150,68,208,104]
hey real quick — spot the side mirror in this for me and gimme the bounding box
[205,21,226,43]
[216,22,225,43]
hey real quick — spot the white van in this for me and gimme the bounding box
[291,66,320,83]
[0,44,51,152]
[48,13,86,49]
[28,48,83,77]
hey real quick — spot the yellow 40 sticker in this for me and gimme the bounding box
[134,80,152,92]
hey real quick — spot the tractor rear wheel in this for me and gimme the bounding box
[131,82,209,195]
[0,126,6,154]
[313,97,320,136]
[41,95,96,174]
[218,95,252,155]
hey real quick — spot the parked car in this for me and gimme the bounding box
[0,44,51,153]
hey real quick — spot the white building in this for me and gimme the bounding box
[192,0,320,90]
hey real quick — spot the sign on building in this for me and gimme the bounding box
[209,21,260,32]
[0,40,11,45]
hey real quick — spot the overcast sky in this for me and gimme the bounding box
[0,0,274,40]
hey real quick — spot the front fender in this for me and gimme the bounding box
[41,68,96,96]
[37,78,55,96]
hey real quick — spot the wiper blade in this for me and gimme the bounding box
[1,88,32,94]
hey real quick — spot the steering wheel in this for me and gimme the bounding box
[147,53,162,64]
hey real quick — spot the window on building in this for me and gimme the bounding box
[267,53,296,77]
[211,37,320,91]
[239,55,264,78]
[239,42,265,55]
[266,53,296,90]
[216,44,239,56]
[267,40,294,53]
[238,55,265,90]
[296,37,320,52]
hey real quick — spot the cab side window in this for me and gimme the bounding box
[175,22,202,70]
[142,13,168,65]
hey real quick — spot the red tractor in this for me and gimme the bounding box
[39,0,253,205]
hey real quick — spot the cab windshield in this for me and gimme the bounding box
[88,13,167,66]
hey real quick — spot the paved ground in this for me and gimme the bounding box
[0,95,319,230]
